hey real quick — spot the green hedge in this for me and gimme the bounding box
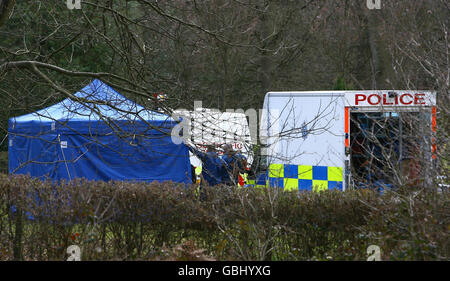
[0,174,447,260]
[0,152,7,175]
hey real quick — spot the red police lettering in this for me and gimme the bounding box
[355,94,366,105]
[383,94,394,105]
[400,94,413,105]
[368,94,381,105]
[394,94,399,105]
[414,93,425,105]
[354,93,427,106]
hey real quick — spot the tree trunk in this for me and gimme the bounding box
[0,0,15,28]
[13,207,23,260]
[364,8,381,89]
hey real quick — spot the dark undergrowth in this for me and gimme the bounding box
[0,174,448,261]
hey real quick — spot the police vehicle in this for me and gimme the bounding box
[258,91,437,191]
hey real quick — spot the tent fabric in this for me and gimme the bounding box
[9,79,173,134]
[8,79,192,184]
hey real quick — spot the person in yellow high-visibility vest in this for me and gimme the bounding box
[238,172,248,187]
[195,166,202,184]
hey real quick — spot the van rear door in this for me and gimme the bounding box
[261,92,346,191]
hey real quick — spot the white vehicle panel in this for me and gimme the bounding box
[262,92,345,168]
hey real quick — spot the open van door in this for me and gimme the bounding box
[344,91,437,189]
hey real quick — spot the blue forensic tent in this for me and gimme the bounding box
[8,79,192,183]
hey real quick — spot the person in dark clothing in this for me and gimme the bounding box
[221,144,247,185]
[189,145,223,186]
[190,164,197,185]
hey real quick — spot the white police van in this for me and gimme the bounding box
[259,91,437,191]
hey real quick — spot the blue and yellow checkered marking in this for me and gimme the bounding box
[267,164,343,192]
[245,173,268,188]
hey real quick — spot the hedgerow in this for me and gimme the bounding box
[0,174,447,260]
